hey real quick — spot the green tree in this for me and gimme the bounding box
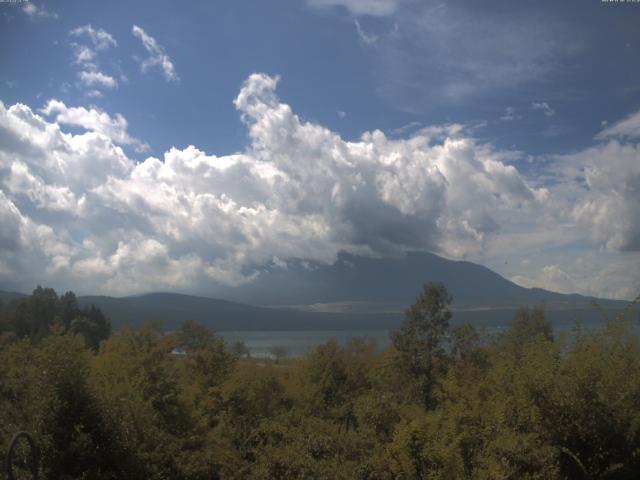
[59,291,80,331]
[231,340,251,358]
[269,345,289,364]
[37,333,130,479]
[0,287,111,349]
[70,305,111,352]
[29,286,59,334]
[498,305,553,356]
[450,323,483,365]
[6,286,59,340]
[90,324,201,479]
[175,320,237,389]
[391,282,452,408]
[176,320,214,353]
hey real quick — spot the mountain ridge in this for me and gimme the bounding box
[206,251,627,309]
[1,251,632,331]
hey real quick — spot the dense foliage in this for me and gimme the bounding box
[1,284,639,479]
[0,286,111,351]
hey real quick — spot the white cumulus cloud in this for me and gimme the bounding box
[0,74,638,299]
[0,74,547,295]
[40,100,149,152]
[563,140,640,252]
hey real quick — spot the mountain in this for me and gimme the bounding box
[77,291,631,333]
[1,251,634,332]
[0,290,27,304]
[67,253,626,331]
[76,293,400,331]
[208,251,627,312]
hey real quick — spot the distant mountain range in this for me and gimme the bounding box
[0,290,28,304]
[77,293,403,331]
[1,252,634,331]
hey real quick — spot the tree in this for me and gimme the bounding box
[498,305,552,355]
[391,282,452,408]
[70,305,112,351]
[176,320,237,388]
[300,338,376,427]
[0,287,111,349]
[176,320,214,353]
[450,323,481,364]
[270,345,289,364]
[8,286,59,340]
[231,340,251,358]
[59,291,80,331]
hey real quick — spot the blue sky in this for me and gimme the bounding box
[5,0,640,158]
[1,0,639,300]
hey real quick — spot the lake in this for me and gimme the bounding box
[219,315,635,358]
[220,329,390,357]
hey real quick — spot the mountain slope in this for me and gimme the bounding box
[76,293,401,331]
[74,252,631,331]
[209,251,626,310]
[0,290,27,304]
[1,251,633,331]
[75,292,632,333]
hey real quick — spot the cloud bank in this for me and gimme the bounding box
[0,74,638,298]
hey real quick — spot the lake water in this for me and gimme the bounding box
[219,313,639,358]
[220,329,391,357]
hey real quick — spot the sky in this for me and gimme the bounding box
[0,0,639,300]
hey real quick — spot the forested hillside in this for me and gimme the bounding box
[0,285,639,479]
